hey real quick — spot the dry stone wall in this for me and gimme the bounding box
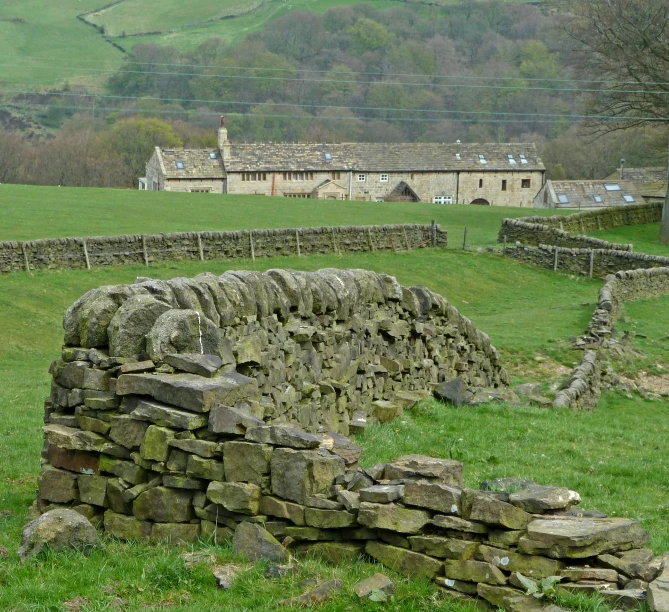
[0,223,447,273]
[499,202,662,239]
[503,244,669,278]
[495,203,669,412]
[56,268,507,437]
[35,408,659,611]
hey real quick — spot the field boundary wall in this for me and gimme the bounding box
[496,202,669,411]
[0,223,447,274]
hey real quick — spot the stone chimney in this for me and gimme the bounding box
[218,116,230,161]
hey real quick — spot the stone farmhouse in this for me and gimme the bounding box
[533,179,645,209]
[145,117,545,206]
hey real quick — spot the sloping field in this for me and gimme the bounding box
[0,0,122,88]
[0,184,566,246]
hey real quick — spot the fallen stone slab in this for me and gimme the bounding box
[353,573,395,599]
[116,372,258,413]
[233,522,287,563]
[18,509,99,561]
[279,579,342,606]
[518,517,649,559]
[434,377,471,406]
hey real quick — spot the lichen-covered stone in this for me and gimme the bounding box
[108,295,173,358]
[477,544,564,579]
[444,560,507,585]
[233,522,286,562]
[140,425,175,462]
[18,509,99,561]
[365,541,442,579]
[462,489,532,530]
[304,508,357,529]
[133,487,193,522]
[518,517,649,559]
[77,474,108,507]
[384,455,463,486]
[186,455,225,481]
[357,502,430,534]
[270,448,345,504]
[130,398,208,430]
[103,510,152,541]
[207,481,260,515]
[509,485,580,513]
[259,496,306,526]
[38,466,78,504]
[403,480,461,514]
[223,441,273,485]
[408,535,478,560]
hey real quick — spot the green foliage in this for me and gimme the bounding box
[347,17,395,51]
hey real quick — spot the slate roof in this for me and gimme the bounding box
[223,142,544,172]
[546,180,645,209]
[159,148,225,179]
[606,167,666,198]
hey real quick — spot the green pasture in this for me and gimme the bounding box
[0,183,563,246]
[0,0,122,88]
[0,187,668,610]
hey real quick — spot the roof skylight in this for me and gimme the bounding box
[519,154,528,164]
[557,193,569,204]
[605,183,621,191]
[593,194,603,203]
[478,154,487,165]
[507,154,517,164]
[623,194,635,203]
[209,152,217,159]
[176,160,185,169]
[324,152,333,161]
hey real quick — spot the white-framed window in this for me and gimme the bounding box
[189,187,212,193]
[433,195,453,204]
[357,174,366,182]
[375,197,384,202]
[380,173,389,182]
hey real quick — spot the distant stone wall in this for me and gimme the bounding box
[0,223,447,273]
[503,244,669,278]
[496,202,669,412]
[554,267,669,410]
[499,201,662,240]
[58,269,507,436]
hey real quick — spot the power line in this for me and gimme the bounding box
[12,102,669,124]
[5,54,669,87]
[2,62,668,96]
[3,89,668,122]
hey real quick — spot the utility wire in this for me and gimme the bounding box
[4,89,668,122]
[13,102,669,124]
[1,62,668,95]
[5,53,669,87]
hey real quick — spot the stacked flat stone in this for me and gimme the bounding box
[52,268,506,436]
[35,404,659,612]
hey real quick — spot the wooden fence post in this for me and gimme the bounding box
[589,249,594,279]
[559,220,564,231]
[21,242,30,272]
[503,235,507,255]
[403,227,410,251]
[431,220,437,247]
[250,232,256,262]
[141,236,149,266]
[295,229,301,257]
[553,246,559,272]
[368,228,375,252]
[331,228,337,254]
[462,226,468,250]
[82,239,91,270]
[197,233,204,261]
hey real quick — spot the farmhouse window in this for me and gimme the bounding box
[433,196,453,204]
[330,171,341,180]
[358,174,366,182]
[522,179,531,188]
[380,174,389,182]
[478,179,483,188]
[285,193,311,198]
[501,180,507,191]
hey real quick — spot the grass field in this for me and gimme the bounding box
[0,184,565,246]
[0,187,668,610]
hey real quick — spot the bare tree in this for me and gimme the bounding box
[554,0,669,242]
